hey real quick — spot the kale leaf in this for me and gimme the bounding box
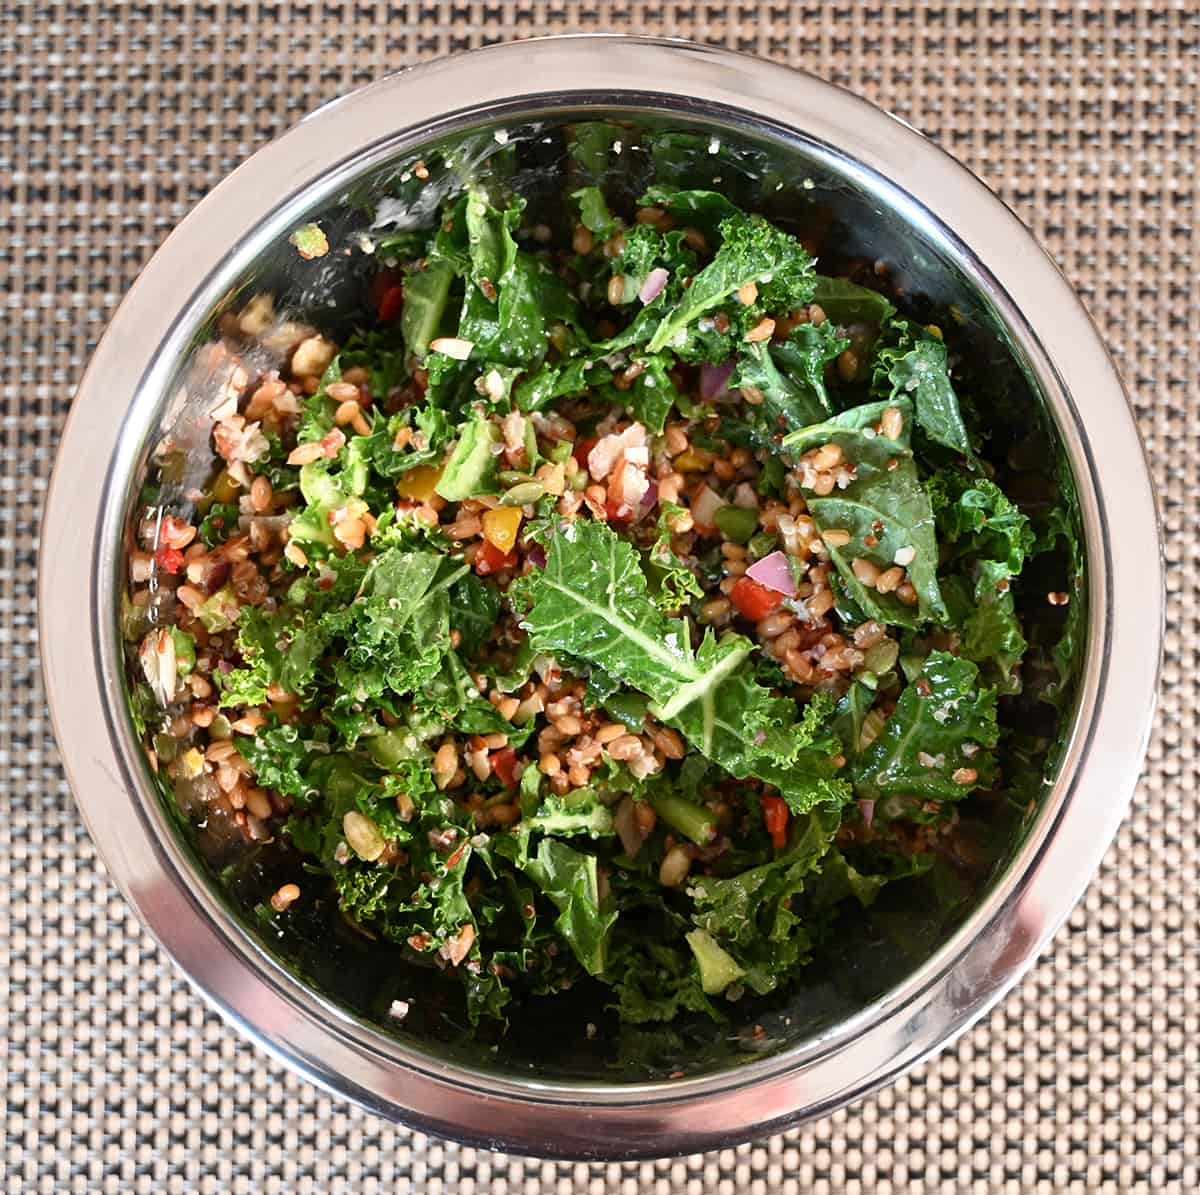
[448,572,501,659]
[783,398,947,626]
[609,939,719,1023]
[319,547,464,705]
[874,322,975,462]
[525,790,615,840]
[599,353,680,435]
[645,213,816,353]
[401,258,455,360]
[515,358,611,413]
[851,651,999,803]
[638,186,743,236]
[732,338,827,431]
[731,321,849,434]
[520,838,617,977]
[511,519,850,811]
[929,468,1036,689]
[218,607,328,708]
[687,805,841,994]
[572,185,620,239]
[646,503,705,612]
[811,274,896,325]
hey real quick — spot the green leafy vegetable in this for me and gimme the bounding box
[515,358,608,413]
[238,723,315,804]
[832,680,877,758]
[608,937,718,1024]
[219,607,327,708]
[401,259,455,359]
[449,572,501,658]
[646,504,705,612]
[688,806,840,994]
[601,354,679,435]
[573,185,619,239]
[639,186,742,236]
[732,339,828,431]
[520,838,616,976]
[645,213,816,353]
[875,325,975,461]
[851,652,999,803]
[812,274,896,325]
[198,502,240,548]
[929,468,1036,689]
[568,121,620,179]
[784,399,947,626]
[512,519,849,811]
[685,928,745,995]
[526,791,614,840]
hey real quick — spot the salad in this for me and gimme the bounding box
[127,140,1082,1052]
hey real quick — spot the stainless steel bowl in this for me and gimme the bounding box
[41,36,1162,1159]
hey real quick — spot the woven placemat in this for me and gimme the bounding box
[2,3,1196,1191]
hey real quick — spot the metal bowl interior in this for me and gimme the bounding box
[40,38,1162,1159]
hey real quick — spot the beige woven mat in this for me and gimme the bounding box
[2,2,1196,1191]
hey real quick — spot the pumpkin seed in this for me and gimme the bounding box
[343,811,386,861]
[501,481,547,506]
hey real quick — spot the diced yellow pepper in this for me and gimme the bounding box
[396,465,443,502]
[673,448,715,472]
[925,323,944,341]
[482,506,523,555]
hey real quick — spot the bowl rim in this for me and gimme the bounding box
[39,35,1163,1159]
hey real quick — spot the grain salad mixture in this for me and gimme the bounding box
[126,141,1082,1049]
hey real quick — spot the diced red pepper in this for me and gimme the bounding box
[153,546,184,574]
[762,795,789,850]
[730,576,785,621]
[474,540,518,576]
[369,267,403,311]
[572,436,597,471]
[605,498,635,524]
[378,284,404,323]
[491,747,519,788]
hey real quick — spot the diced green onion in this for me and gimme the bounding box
[649,792,719,845]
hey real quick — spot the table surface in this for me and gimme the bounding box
[2,3,1196,1192]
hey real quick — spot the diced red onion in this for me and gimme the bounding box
[191,558,229,595]
[526,544,547,569]
[639,267,669,304]
[690,484,727,531]
[634,478,659,522]
[858,799,875,828]
[700,360,735,400]
[746,550,797,597]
